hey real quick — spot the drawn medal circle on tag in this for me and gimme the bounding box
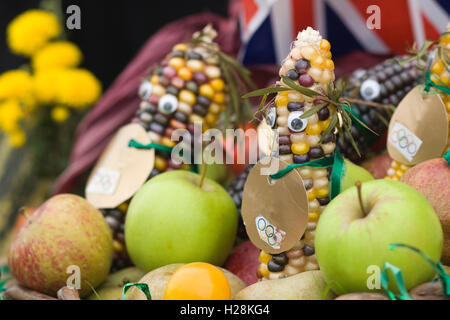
[241,157,308,254]
[387,86,448,165]
[86,123,155,209]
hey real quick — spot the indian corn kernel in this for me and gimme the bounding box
[257,27,336,281]
[385,27,450,180]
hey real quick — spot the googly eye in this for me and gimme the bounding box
[360,79,380,101]
[288,111,307,132]
[266,107,277,128]
[158,94,178,114]
[139,80,153,100]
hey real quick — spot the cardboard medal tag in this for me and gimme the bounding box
[387,86,448,165]
[86,124,155,209]
[241,157,308,254]
[257,119,278,158]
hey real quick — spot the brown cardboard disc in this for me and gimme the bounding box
[387,86,448,165]
[241,157,308,254]
[85,124,155,209]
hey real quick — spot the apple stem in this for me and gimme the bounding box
[199,161,207,189]
[19,207,31,224]
[355,181,367,217]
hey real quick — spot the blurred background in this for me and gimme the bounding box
[0,0,448,254]
[0,0,230,88]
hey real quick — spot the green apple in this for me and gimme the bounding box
[125,170,238,271]
[87,267,146,300]
[315,180,443,294]
[205,163,233,186]
[340,159,374,192]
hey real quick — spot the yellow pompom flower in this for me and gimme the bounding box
[56,69,102,108]
[33,68,63,104]
[0,70,33,101]
[0,99,25,133]
[32,41,83,71]
[51,106,70,122]
[8,130,26,148]
[7,10,61,57]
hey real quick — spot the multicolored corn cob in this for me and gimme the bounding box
[257,27,336,280]
[102,25,251,271]
[338,56,420,163]
[386,28,450,180]
[101,203,130,272]
[136,27,228,176]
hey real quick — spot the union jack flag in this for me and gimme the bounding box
[239,0,450,65]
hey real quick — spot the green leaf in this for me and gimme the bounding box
[417,40,435,60]
[347,111,379,136]
[341,109,353,129]
[242,86,291,98]
[218,52,256,89]
[375,112,389,127]
[334,79,347,101]
[396,55,417,66]
[437,47,450,73]
[319,113,337,144]
[327,82,337,101]
[252,94,275,124]
[254,93,268,118]
[220,60,240,127]
[281,76,323,97]
[343,121,361,157]
[299,102,328,119]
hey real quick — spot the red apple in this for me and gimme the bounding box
[361,152,393,179]
[401,157,450,265]
[8,194,113,297]
[224,241,260,286]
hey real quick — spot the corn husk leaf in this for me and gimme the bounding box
[300,102,328,119]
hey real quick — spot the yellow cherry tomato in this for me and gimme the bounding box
[164,262,231,300]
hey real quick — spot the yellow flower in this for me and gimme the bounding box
[0,70,33,101]
[32,41,83,71]
[7,10,61,56]
[56,69,102,108]
[0,99,25,133]
[8,130,26,148]
[33,68,63,104]
[51,106,70,122]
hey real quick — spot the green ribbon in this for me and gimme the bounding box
[381,262,413,300]
[269,149,344,200]
[0,265,12,300]
[444,150,450,166]
[381,243,450,300]
[121,282,152,300]
[128,139,200,173]
[189,164,199,173]
[128,139,174,153]
[423,71,450,95]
